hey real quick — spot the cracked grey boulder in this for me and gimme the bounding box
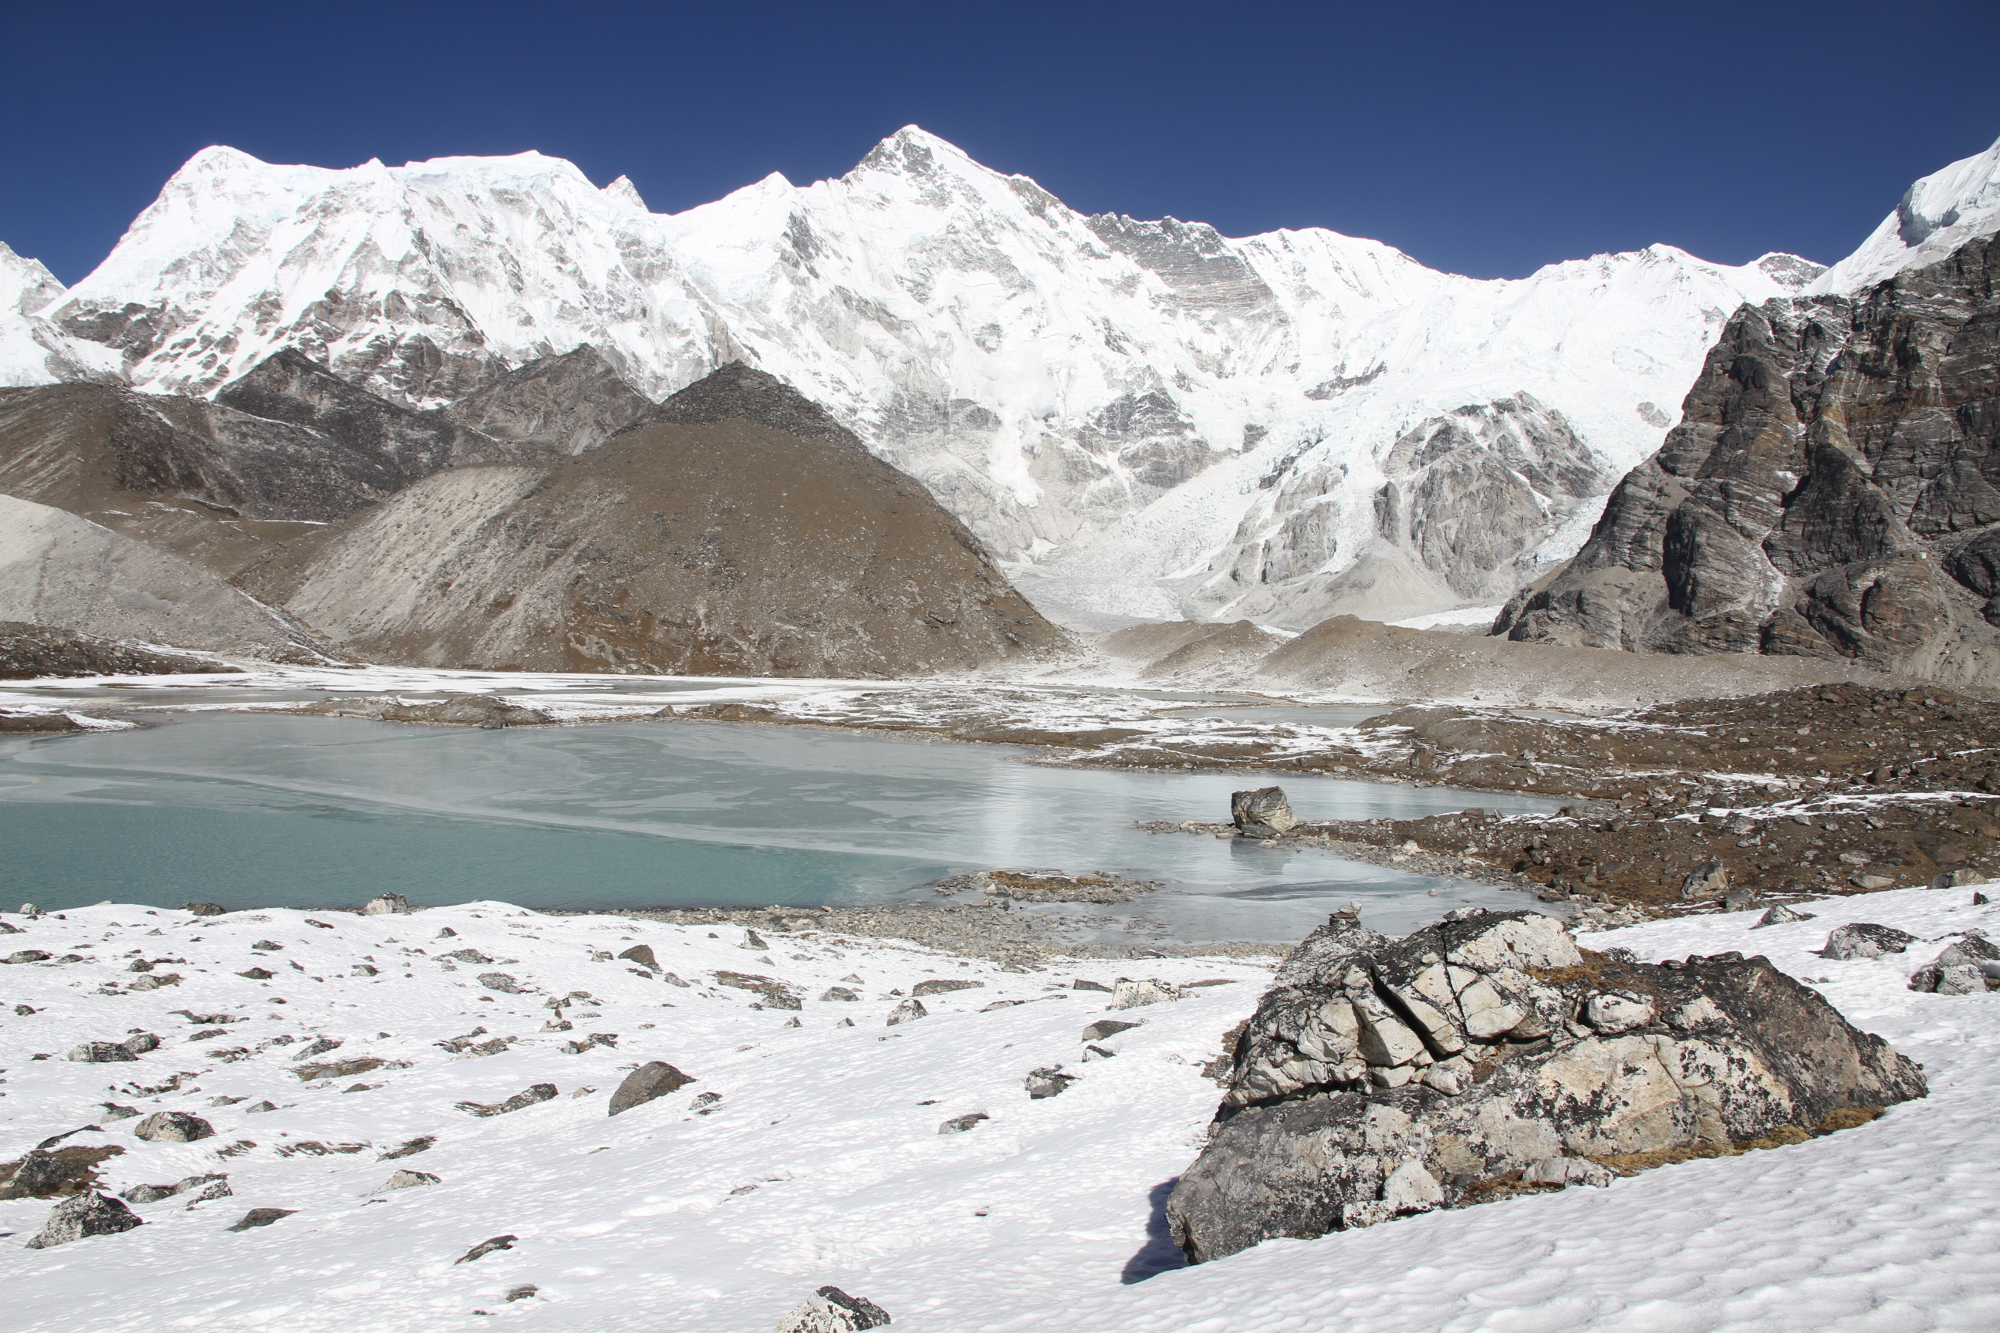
[885,998,928,1026]
[67,1041,136,1063]
[1231,786,1297,836]
[1909,933,1999,993]
[607,1061,696,1116]
[774,1285,892,1332]
[23,1191,143,1249]
[1023,1067,1076,1099]
[131,1112,214,1143]
[362,893,410,915]
[1753,904,1817,928]
[1166,908,1926,1263]
[1823,923,1918,960]
[1112,978,1180,1009]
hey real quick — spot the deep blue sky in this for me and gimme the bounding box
[5,1,1997,285]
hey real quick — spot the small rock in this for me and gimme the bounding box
[98,1103,140,1121]
[1680,860,1729,900]
[456,1234,517,1264]
[1231,786,1297,836]
[1752,904,1817,929]
[1112,978,1179,1009]
[478,972,526,993]
[910,979,983,997]
[1023,1067,1075,1099]
[67,1041,136,1063]
[244,1101,278,1114]
[121,1032,160,1055]
[938,1112,989,1134]
[773,1285,892,1332]
[1851,873,1896,891]
[607,1061,696,1116]
[1072,979,1112,993]
[180,1176,232,1205]
[1823,923,1918,960]
[1722,885,1761,912]
[886,998,929,1026]
[7,950,52,964]
[250,939,283,951]
[228,1208,296,1232]
[1081,1019,1141,1042]
[1082,1044,1117,1061]
[180,902,226,916]
[1930,869,1983,890]
[0,1149,98,1201]
[741,929,768,951]
[132,1112,215,1143]
[1520,1157,1614,1188]
[457,1084,558,1118]
[23,1192,143,1249]
[238,967,274,980]
[819,987,860,1002]
[616,944,659,970]
[381,1170,441,1190]
[1909,934,2000,993]
[362,893,411,915]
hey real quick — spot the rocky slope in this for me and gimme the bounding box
[3,130,1823,626]
[1498,229,2000,686]
[1167,908,1927,1262]
[238,365,1068,675]
[0,494,331,661]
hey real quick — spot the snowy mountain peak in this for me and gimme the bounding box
[1809,131,2000,294]
[4,129,1912,627]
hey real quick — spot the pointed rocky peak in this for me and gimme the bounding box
[1811,132,2000,294]
[602,175,648,211]
[644,361,855,447]
[449,346,656,455]
[215,348,466,475]
[0,242,65,315]
[1753,252,1826,290]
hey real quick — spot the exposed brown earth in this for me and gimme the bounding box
[0,621,237,679]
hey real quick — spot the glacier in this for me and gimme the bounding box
[9,128,1995,628]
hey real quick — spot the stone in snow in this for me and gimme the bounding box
[6,949,52,964]
[616,944,658,970]
[180,902,225,916]
[132,1112,214,1143]
[381,1170,441,1190]
[478,972,527,993]
[23,1192,142,1249]
[741,929,769,951]
[1023,1067,1076,1099]
[1081,1019,1141,1042]
[910,978,983,997]
[1231,786,1297,837]
[362,893,410,915]
[67,1041,136,1063]
[1168,908,1926,1263]
[456,1234,517,1264]
[938,1112,989,1134]
[121,1032,159,1054]
[1930,869,1983,890]
[1909,933,2000,993]
[773,1285,892,1332]
[885,998,928,1026]
[606,1061,696,1117]
[819,986,859,1002]
[1822,923,1918,960]
[228,1208,296,1232]
[1752,903,1816,928]
[456,1084,559,1118]
[0,1149,94,1201]
[1072,978,1112,992]
[1112,978,1179,1009]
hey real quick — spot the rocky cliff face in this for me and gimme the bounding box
[239,366,1069,675]
[1166,908,1926,1264]
[1498,231,2000,686]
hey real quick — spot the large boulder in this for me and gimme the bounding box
[1166,908,1927,1264]
[22,1192,143,1249]
[774,1286,892,1332]
[607,1061,696,1117]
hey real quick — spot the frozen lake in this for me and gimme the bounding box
[0,712,1556,939]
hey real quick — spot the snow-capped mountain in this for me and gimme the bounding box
[0,243,120,388]
[1808,132,2000,295]
[8,130,1831,625]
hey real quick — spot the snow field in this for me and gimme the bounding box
[2,883,1995,1331]
[0,902,1269,1330]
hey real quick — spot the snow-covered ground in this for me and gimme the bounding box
[2,883,1994,1331]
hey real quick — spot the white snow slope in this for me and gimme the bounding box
[1809,132,2000,295]
[8,130,1826,627]
[0,243,120,388]
[1,885,1994,1331]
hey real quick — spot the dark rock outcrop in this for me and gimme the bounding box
[1165,908,1926,1263]
[444,345,656,457]
[1500,233,2000,685]
[774,1285,892,1332]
